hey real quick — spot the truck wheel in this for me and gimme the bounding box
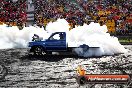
[83,45,89,52]
[80,44,89,52]
[33,46,43,55]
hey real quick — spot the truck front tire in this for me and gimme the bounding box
[33,46,44,55]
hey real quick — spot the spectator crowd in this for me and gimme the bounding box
[34,0,131,35]
[0,0,131,35]
[0,0,27,27]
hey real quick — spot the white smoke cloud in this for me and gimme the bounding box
[46,19,70,33]
[67,22,127,57]
[0,19,127,57]
[0,24,50,49]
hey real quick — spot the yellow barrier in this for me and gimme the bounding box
[107,26,115,33]
[106,19,115,26]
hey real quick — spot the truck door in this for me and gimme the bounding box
[45,32,66,51]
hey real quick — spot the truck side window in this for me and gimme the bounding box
[49,33,64,40]
[50,34,60,40]
[59,33,64,40]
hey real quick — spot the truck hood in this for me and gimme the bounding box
[28,40,47,47]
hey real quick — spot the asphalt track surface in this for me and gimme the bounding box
[0,45,132,88]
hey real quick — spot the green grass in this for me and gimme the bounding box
[119,39,132,43]
[118,38,132,43]
[116,36,132,43]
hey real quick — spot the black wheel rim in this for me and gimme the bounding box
[34,47,42,55]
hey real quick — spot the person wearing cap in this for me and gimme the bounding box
[32,34,39,41]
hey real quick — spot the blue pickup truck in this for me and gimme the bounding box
[28,32,97,56]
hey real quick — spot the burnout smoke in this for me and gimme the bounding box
[0,24,50,49]
[68,23,127,57]
[0,19,126,57]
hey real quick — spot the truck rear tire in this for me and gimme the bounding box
[33,46,44,55]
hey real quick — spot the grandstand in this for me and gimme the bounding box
[0,0,27,27]
[0,0,131,35]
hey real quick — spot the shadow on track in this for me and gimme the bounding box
[19,54,84,62]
